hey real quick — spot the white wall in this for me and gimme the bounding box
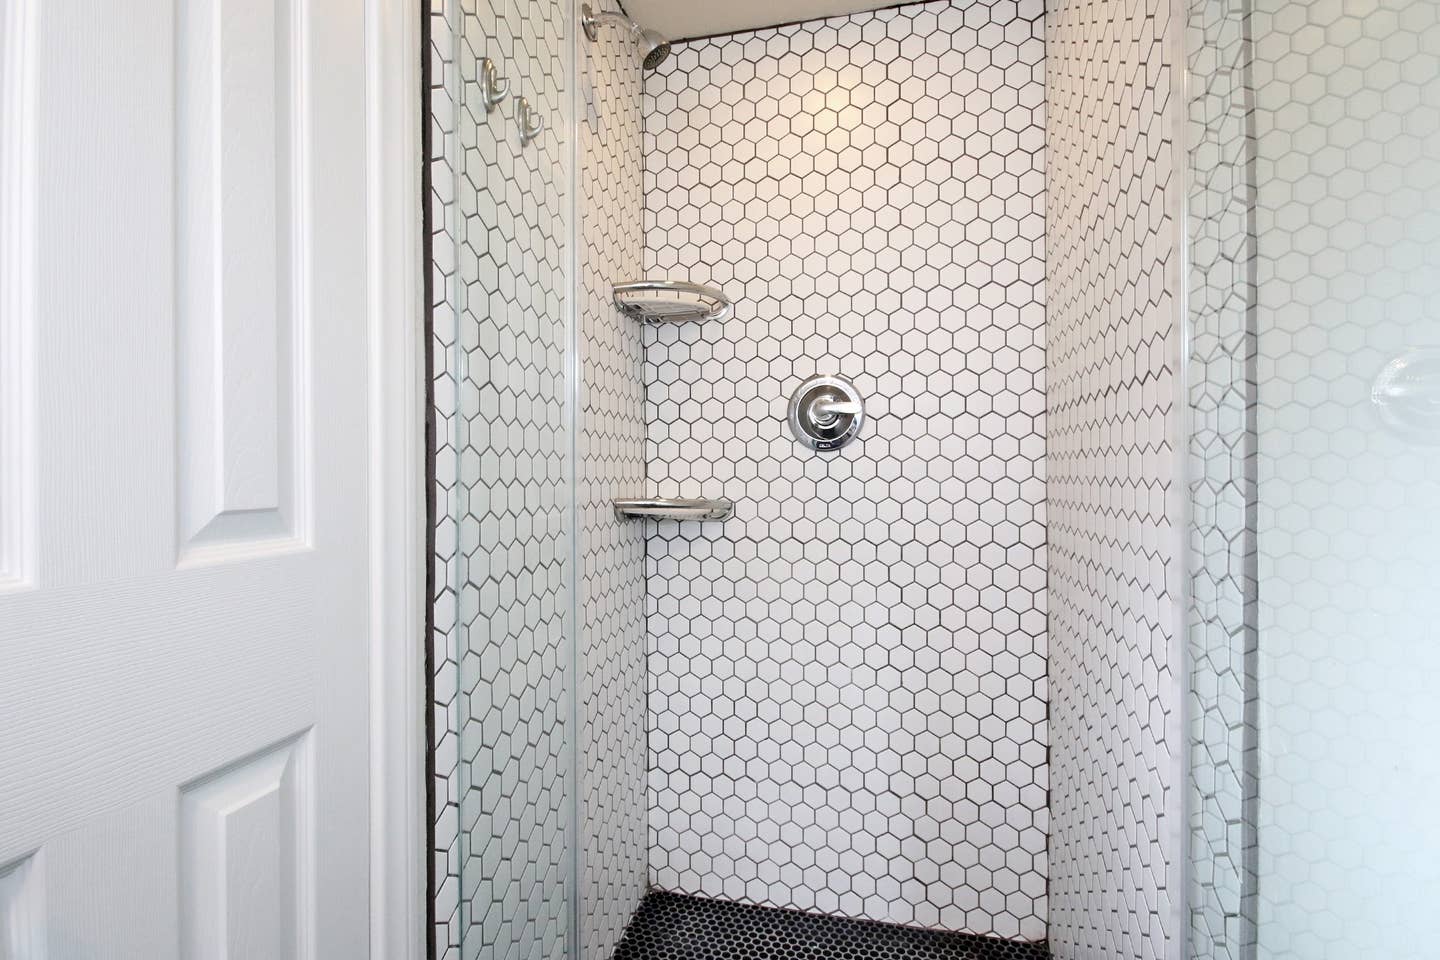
[578,18,651,960]
[641,0,1049,939]
[1044,0,1184,957]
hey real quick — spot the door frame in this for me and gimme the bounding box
[366,0,427,956]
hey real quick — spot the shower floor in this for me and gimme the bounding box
[612,892,1049,960]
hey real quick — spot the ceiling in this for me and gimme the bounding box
[621,0,907,42]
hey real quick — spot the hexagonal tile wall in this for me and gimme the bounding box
[429,2,575,960]
[1044,0,1182,959]
[1246,1,1440,957]
[579,22,650,960]
[641,0,1048,940]
[429,2,464,955]
[1185,1,1440,957]
[1184,0,1259,957]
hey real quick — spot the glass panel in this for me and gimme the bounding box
[439,1,576,959]
[1188,1,1440,957]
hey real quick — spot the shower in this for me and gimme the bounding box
[581,3,672,70]
[425,0,1440,958]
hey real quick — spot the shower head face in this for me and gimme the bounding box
[581,4,672,72]
[637,29,672,71]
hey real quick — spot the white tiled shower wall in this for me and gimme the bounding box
[1186,5,1440,958]
[429,1,650,958]
[431,0,1193,955]
[1244,2,1440,956]
[1185,0,1257,956]
[578,25,650,960]
[428,5,461,954]
[429,2,572,959]
[641,1,1049,939]
[1044,0,1184,959]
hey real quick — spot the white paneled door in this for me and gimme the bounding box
[0,0,403,956]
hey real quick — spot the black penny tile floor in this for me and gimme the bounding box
[611,892,1049,960]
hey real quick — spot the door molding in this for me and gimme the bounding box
[366,0,426,956]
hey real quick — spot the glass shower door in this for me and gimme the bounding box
[1187,1,1440,957]
[433,0,577,958]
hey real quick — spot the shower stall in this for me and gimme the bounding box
[426,0,1440,958]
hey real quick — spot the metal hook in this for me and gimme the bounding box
[479,57,508,114]
[515,96,545,145]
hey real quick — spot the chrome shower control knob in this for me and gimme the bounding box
[788,375,865,452]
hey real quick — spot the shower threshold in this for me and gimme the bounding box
[612,891,1049,960]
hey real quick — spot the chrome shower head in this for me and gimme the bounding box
[637,28,672,71]
[581,4,673,72]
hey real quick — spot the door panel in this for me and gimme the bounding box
[175,0,308,559]
[0,1,371,956]
[179,733,313,960]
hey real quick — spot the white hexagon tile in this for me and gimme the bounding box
[1045,1,1183,960]
[427,0,1195,958]
[428,2,463,956]
[641,0,1049,941]
[431,2,657,958]
[1247,1,1440,957]
[1185,3,1440,960]
[429,2,575,960]
[1185,0,1258,956]
[579,17,651,960]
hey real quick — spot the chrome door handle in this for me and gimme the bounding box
[515,96,545,145]
[479,57,508,113]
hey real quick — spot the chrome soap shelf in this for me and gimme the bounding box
[612,497,733,521]
[612,280,732,324]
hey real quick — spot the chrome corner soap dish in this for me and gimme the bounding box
[612,497,733,521]
[612,280,732,323]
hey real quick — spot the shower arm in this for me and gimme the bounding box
[581,6,640,42]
